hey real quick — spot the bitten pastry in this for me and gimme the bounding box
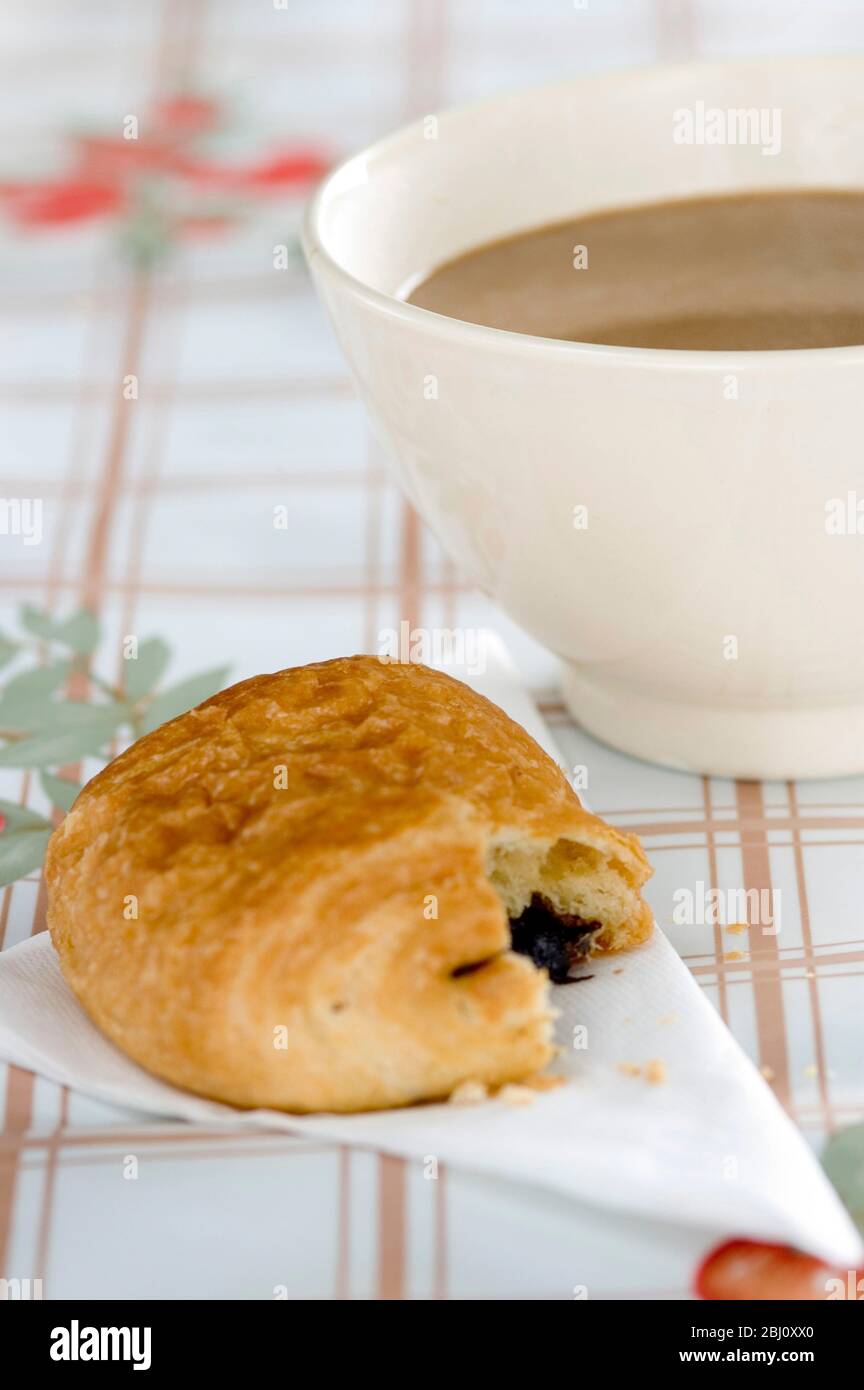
[46,655,652,1113]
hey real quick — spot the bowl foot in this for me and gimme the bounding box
[560,663,864,780]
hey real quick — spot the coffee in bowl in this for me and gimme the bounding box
[408,190,864,351]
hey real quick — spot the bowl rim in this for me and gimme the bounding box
[302,53,864,369]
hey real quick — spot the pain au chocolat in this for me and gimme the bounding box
[45,655,653,1113]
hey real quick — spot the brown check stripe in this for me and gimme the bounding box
[1,0,863,1300]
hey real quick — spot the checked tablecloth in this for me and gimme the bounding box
[1,0,863,1300]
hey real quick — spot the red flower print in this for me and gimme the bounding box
[1,179,124,226]
[153,95,220,135]
[174,151,329,192]
[0,92,331,258]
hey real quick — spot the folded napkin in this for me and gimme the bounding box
[0,636,860,1268]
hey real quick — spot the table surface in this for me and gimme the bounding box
[1,0,863,1301]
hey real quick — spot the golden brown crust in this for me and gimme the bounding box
[45,655,652,1112]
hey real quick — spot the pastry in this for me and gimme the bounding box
[46,655,653,1113]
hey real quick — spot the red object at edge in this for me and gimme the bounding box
[695,1238,862,1301]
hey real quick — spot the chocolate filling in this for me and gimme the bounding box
[509,893,600,984]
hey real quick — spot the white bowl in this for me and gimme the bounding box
[303,57,864,779]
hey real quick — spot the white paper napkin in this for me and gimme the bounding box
[0,636,860,1268]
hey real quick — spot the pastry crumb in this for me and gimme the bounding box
[618,1058,667,1085]
[612,967,624,975]
[761,1065,775,1082]
[725,922,748,935]
[724,949,749,962]
[523,1073,565,1093]
[658,1012,678,1025]
[498,1084,536,1107]
[449,1079,488,1106]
